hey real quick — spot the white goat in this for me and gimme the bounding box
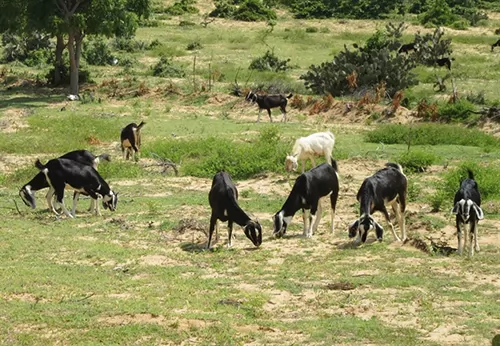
[285,131,335,173]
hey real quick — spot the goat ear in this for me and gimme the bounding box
[451,202,460,214]
[472,203,484,220]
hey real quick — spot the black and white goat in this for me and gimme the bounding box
[451,170,484,256]
[245,91,293,123]
[19,150,110,211]
[273,162,339,238]
[207,171,262,249]
[491,38,500,52]
[34,158,118,218]
[121,121,145,161]
[348,163,407,244]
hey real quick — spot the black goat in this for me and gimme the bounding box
[19,150,110,211]
[273,162,339,238]
[121,121,145,161]
[452,170,484,256]
[492,38,500,52]
[435,57,454,70]
[35,158,118,218]
[348,163,407,244]
[398,42,417,54]
[207,171,262,249]
[245,91,293,123]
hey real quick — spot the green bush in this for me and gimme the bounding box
[152,56,185,78]
[1,32,52,65]
[143,126,288,179]
[419,0,459,26]
[396,150,437,173]
[249,50,291,72]
[165,0,199,15]
[440,162,500,201]
[84,38,114,66]
[46,63,92,86]
[437,99,475,122]
[186,41,203,50]
[365,123,500,147]
[286,0,403,19]
[112,37,150,52]
[301,23,418,97]
[210,0,276,21]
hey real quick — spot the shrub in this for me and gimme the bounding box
[301,23,418,97]
[437,99,475,122]
[440,162,500,201]
[286,0,404,19]
[112,37,150,52]
[419,0,459,26]
[249,50,291,72]
[187,41,203,50]
[305,27,319,33]
[396,150,437,173]
[143,126,288,179]
[46,63,91,86]
[152,56,185,78]
[84,38,114,66]
[210,0,277,21]
[365,123,500,147]
[1,32,52,65]
[165,0,199,15]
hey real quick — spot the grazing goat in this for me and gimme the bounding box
[34,158,118,218]
[19,150,110,211]
[492,38,500,52]
[435,57,454,70]
[348,163,407,244]
[273,162,339,238]
[207,171,262,249]
[121,121,145,161]
[285,131,335,173]
[451,170,484,256]
[245,91,293,123]
[398,42,417,54]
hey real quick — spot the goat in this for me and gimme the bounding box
[19,150,110,212]
[273,162,339,238]
[121,121,145,161]
[285,131,335,173]
[348,163,407,244]
[34,158,118,218]
[492,38,500,52]
[245,91,293,123]
[451,170,484,256]
[435,57,454,70]
[207,171,262,249]
[398,42,417,54]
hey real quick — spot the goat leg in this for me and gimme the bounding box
[302,208,309,237]
[227,221,233,247]
[473,221,480,253]
[310,201,322,237]
[456,220,464,255]
[382,206,401,242]
[207,215,217,249]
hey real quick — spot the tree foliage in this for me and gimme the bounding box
[210,0,277,21]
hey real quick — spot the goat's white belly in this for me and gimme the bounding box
[122,139,132,148]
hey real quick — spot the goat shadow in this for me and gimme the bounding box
[335,238,379,249]
[180,239,261,253]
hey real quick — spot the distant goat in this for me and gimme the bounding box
[348,163,407,244]
[492,38,500,52]
[285,131,335,173]
[273,162,339,238]
[121,121,145,161]
[451,169,484,256]
[207,171,262,249]
[34,158,118,218]
[19,150,110,211]
[398,42,417,54]
[435,57,454,70]
[245,91,293,123]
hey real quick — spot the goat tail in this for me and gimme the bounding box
[34,159,45,171]
[287,93,293,99]
[467,169,474,180]
[137,121,146,130]
[98,153,111,162]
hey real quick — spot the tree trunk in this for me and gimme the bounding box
[67,31,79,95]
[54,34,65,86]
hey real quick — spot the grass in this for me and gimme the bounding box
[2,4,500,345]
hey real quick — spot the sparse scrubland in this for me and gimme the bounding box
[1,0,500,345]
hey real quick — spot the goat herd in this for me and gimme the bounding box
[18,120,484,257]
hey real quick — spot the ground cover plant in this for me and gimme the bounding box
[1,1,500,345]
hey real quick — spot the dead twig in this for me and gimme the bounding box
[147,153,179,176]
[13,199,22,215]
